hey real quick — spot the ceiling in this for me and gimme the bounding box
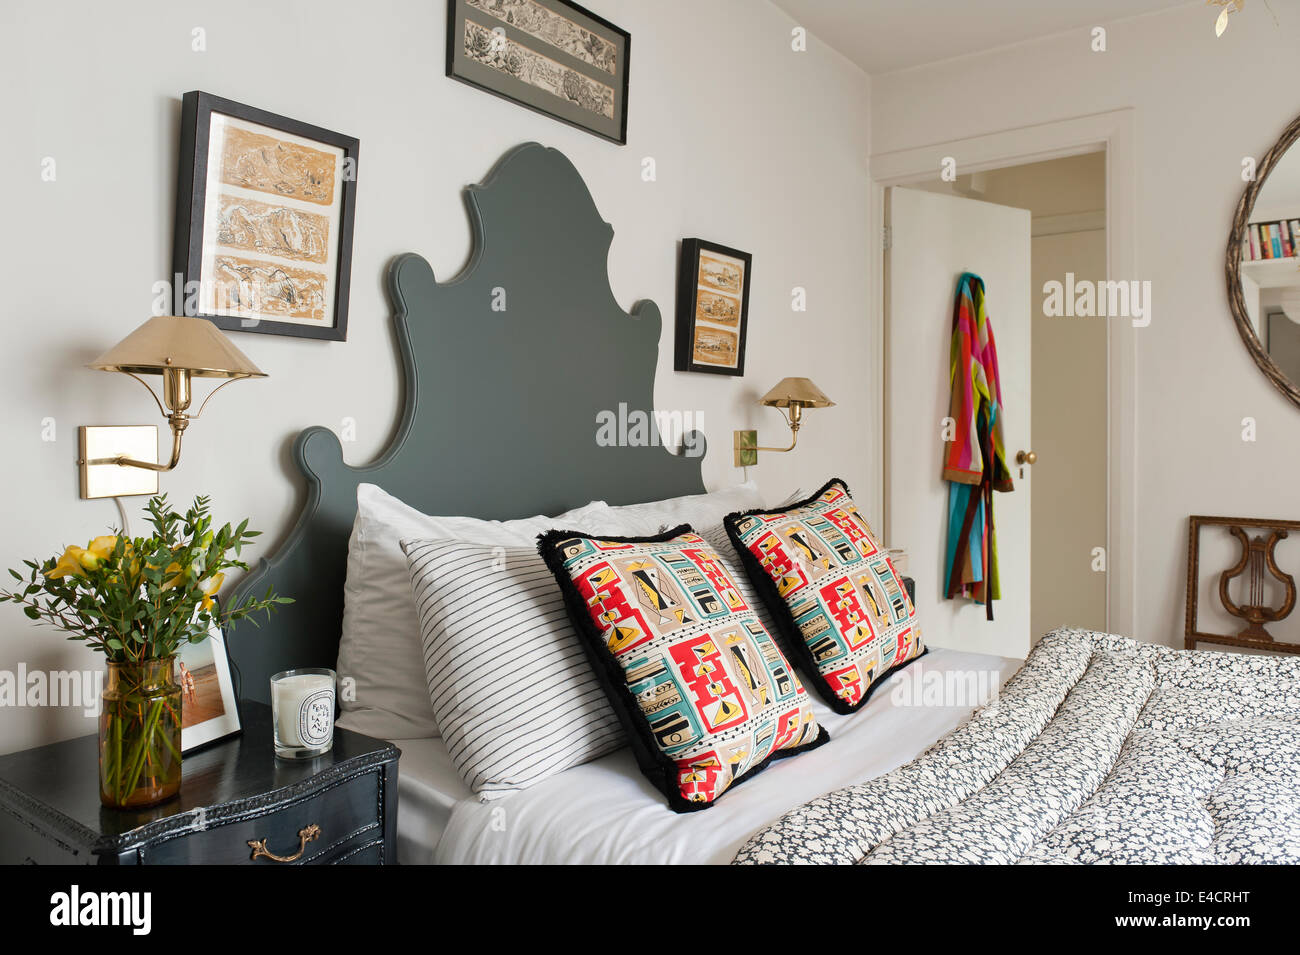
[769,0,1197,75]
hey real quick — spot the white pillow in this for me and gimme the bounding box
[603,481,765,536]
[401,539,624,800]
[335,484,615,740]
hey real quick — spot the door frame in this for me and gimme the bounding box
[868,108,1137,638]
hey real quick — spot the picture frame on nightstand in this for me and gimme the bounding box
[179,622,242,754]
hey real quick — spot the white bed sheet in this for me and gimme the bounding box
[412,648,1020,865]
[390,733,472,864]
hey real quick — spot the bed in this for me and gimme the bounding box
[737,628,1300,864]
[397,648,1018,865]
[224,143,1300,866]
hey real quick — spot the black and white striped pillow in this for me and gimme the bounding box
[400,539,625,800]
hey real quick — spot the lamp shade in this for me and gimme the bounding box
[759,377,835,409]
[88,316,265,379]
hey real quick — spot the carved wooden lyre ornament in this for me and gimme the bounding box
[1186,515,1300,655]
[1218,526,1297,641]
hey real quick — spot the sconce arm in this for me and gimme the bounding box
[86,372,248,475]
[90,420,186,472]
[742,404,803,453]
[739,430,799,454]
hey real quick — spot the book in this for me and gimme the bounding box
[1280,221,1292,258]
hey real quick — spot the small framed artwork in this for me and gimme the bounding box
[674,238,752,376]
[446,0,630,145]
[178,624,242,753]
[173,91,359,341]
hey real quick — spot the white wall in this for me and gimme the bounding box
[871,3,1300,650]
[0,0,872,753]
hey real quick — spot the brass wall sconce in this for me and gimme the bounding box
[78,315,266,499]
[733,377,835,467]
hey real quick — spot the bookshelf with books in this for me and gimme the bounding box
[1240,218,1300,262]
[1239,209,1300,342]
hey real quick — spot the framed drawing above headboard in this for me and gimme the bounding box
[225,143,707,702]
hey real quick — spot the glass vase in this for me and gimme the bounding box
[99,657,182,809]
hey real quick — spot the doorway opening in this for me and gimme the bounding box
[884,150,1109,658]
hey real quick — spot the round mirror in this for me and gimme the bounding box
[1229,114,1300,408]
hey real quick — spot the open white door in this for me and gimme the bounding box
[886,186,1032,659]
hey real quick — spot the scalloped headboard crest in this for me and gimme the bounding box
[226,143,707,702]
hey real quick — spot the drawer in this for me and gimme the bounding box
[138,770,382,865]
[326,839,384,864]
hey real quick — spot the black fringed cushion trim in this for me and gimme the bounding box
[723,477,927,716]
[537,524,828,814]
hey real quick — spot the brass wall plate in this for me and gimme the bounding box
[734,429,758,468]
[79,426,160,499]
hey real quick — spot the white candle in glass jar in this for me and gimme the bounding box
[270,669,335,757]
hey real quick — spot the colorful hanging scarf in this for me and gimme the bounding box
[943,273,1013,619]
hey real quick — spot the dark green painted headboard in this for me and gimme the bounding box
[225,143,707,703]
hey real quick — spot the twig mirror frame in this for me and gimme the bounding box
[1226,112,1300,408]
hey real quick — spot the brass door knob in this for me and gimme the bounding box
[1015,450,1037,466]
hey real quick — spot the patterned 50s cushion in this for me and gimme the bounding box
[724,478,925,714]
[538,526,827,812]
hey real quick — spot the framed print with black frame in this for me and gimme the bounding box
[173,90,359,341]
[674,238,752,376]
[446,0,630,145]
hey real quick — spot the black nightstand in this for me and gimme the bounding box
[0,701,399,865]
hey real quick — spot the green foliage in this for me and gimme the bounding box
[0,494,291,663]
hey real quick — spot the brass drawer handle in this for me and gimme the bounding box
[248,824,321,863]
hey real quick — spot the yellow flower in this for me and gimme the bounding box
[77,535,118,571]
[161,561,186,591]
[199,572,225,611]
[46,546,87,579]
[87,535,118,559]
